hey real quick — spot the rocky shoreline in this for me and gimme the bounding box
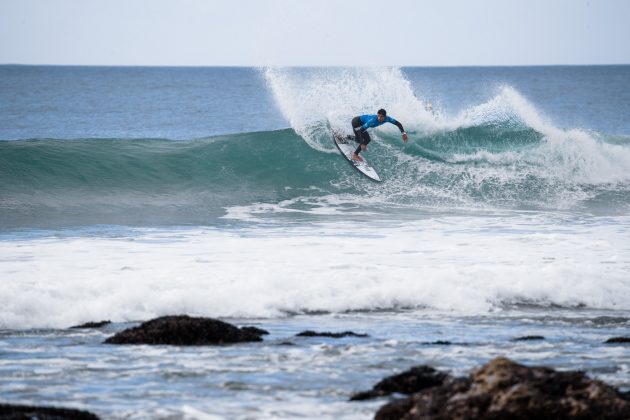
[367,358,630,419]
[3,315,629,419]
[0,403,99,419]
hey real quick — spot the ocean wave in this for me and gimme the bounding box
[1,124,630,229]
[2,68,630,228]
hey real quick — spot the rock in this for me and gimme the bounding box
[103,315,266,345]
[605,337,630,343]
[0,403,100,419]
[296,330,368,338]
[425,340,453,345]
[240,326,269,336]
[70,320,112,329]
[375,357,630,420]
[512,335,545,341]
[375,378,472,420]
[351,365,449,401]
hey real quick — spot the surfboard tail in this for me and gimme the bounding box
[331,128,381,182]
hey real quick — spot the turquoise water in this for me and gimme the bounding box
[1,66,629,418]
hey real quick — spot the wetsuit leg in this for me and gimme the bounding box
[355,132,371,155]
[351,117,362,143]
[351,117,371,155]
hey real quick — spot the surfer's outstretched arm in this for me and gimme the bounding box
[387,117,408,143]
[392,120,405,133]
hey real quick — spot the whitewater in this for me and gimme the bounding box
[1,65,629,418]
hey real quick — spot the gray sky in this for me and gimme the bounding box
[1,0,629,66]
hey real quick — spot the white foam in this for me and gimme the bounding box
[265,67,630,190]
[263,67,436,152]
[2,216,630,329]
[442,85,630,185]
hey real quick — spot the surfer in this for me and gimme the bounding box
[351,109,408,162]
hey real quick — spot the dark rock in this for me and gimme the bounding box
[513,335,545,341]
[296,330,368,338]
[426,340,452,345]
[605,337,630,343]
[240,326,269,336]
[375,357,630,420]
[350,365,449,401]
[70,320,112,329]
[375,377,472,419]
[0,403,100,419]
[103,315,265,345]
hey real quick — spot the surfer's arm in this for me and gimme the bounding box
[387,117,405,133]
[388,117,408,142]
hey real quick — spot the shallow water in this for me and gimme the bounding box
[1,309,629,419]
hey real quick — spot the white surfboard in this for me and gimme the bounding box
[331,129,381,182]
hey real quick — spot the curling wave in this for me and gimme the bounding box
[2,67,630,229]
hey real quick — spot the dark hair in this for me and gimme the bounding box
[377,108,387,116]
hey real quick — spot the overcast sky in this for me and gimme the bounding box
[1,0,629,66]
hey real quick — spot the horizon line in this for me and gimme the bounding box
[2,63,630,68]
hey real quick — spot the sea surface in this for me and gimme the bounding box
[1,65,629,419]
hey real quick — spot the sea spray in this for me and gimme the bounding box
[263,67,437,151]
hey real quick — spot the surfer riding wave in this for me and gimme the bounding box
[351,109,408,162]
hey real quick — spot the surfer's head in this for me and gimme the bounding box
[377,109,386,122]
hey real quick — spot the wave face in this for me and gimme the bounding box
[0,131,335,228]
[2,68,630,229]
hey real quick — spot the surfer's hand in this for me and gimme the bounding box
[402,132,408,143]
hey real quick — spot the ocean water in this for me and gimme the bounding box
[1,65,630,419]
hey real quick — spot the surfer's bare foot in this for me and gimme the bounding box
[352,153,363,162]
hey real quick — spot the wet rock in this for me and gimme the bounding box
[104,315,265,345]
[513,335,545,341]
[0,403,100,419]
[296,330,368,338]
[375,377,472,419]
[240,326,269,336]
[350,365,450,401]
[70,320,112,329]
[375,357,630,420]
[605,337,630,343]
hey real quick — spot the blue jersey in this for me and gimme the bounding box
[358,114,398,131]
